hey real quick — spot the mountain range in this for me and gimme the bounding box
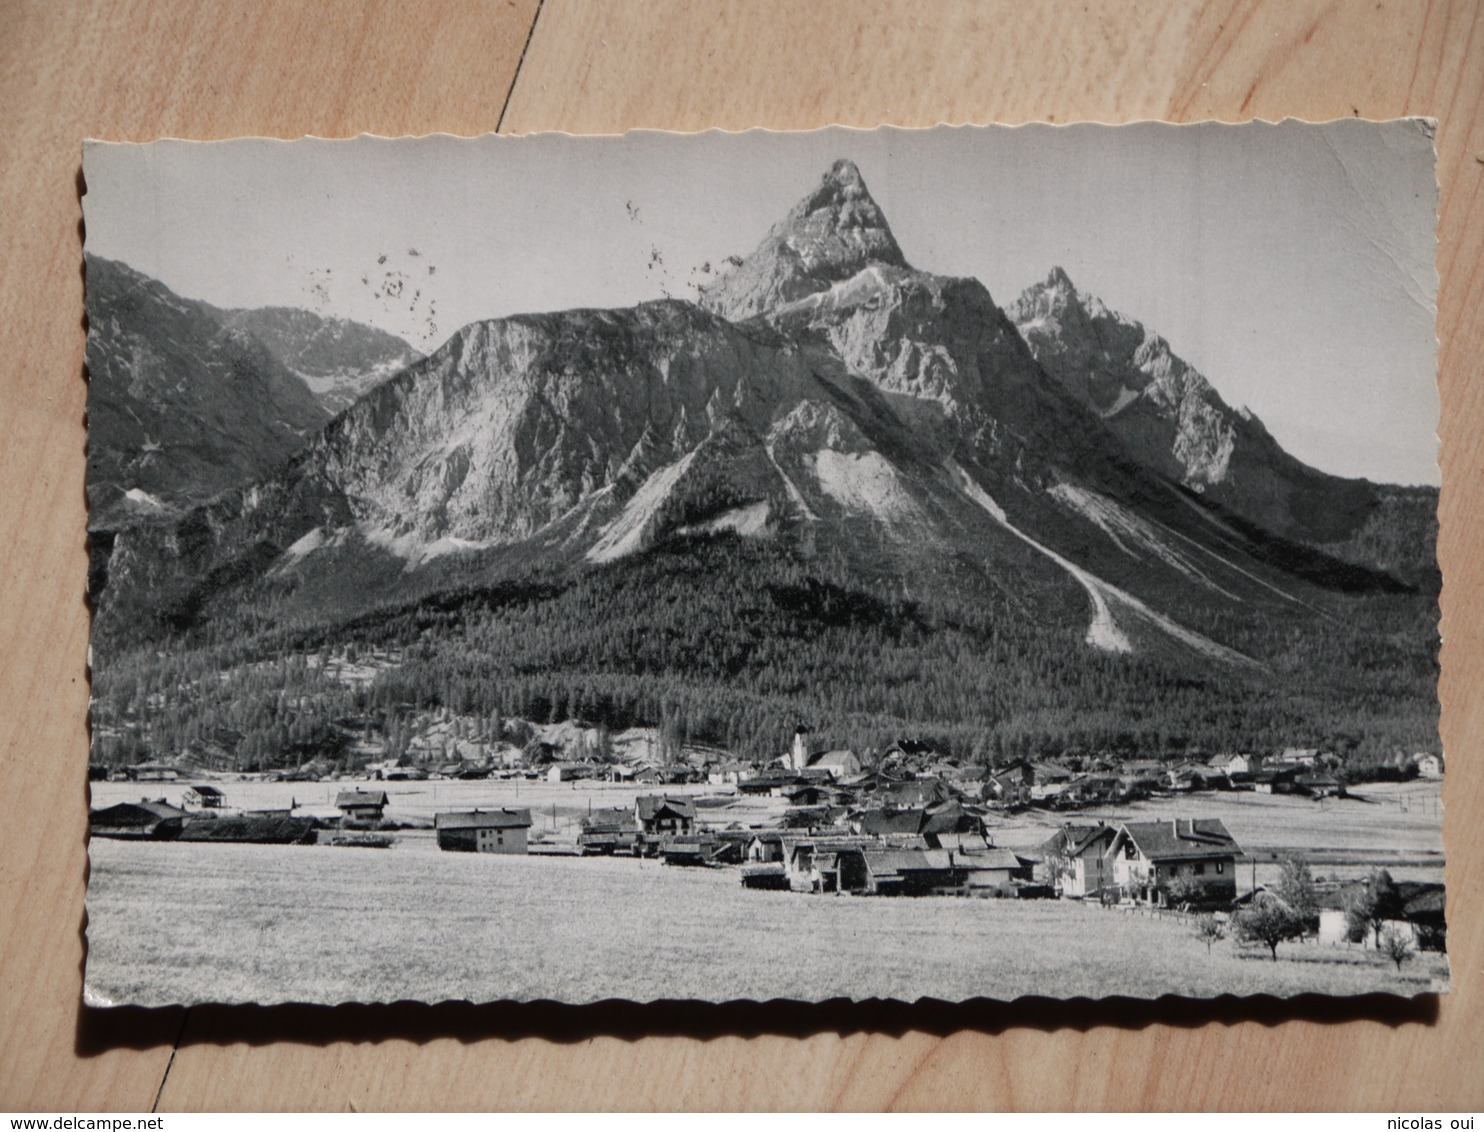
[85,160,1439,763]
[85,255,421,528]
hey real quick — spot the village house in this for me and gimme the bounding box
[182,784,226,809]
[983,772,1031,807]
[434,808,533,854]
[1106,819,1241,905]
[577,807,642,855]
[336,789,389,822]
[1413,753,1443,779]
[1041,823,1118,897]
[1207,752,1257,777]
[89,800,188,840]
[1253,765,1304,794]
[635,795,696,837]
[1271,747,1322,767]
[706,761,749,786]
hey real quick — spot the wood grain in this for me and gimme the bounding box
[1,0,1480,1110]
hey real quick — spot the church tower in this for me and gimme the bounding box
[790,725,812,773]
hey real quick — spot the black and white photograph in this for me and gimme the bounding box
[80,122,1446,1006]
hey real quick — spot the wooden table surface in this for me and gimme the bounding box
[2,0,1481,1111]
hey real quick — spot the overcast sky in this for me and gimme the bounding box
[83,121,1439,486]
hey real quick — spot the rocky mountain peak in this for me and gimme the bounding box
[700,159,908,322]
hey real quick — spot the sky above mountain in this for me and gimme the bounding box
[82,121,1439,485]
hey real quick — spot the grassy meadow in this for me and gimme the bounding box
[84,838,1447,1007]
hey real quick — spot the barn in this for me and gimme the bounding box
[434,808,533,854]
[89,800,187,839]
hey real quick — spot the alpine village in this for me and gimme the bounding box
[85,158,1445,987]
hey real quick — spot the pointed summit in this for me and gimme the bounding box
[1044,265,1075,291]
[700,159,908,322]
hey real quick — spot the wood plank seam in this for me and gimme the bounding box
[498,1,547,134]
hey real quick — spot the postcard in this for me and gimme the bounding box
[81,122,1445,1005]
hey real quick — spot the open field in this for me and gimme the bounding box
[84,839,1448,1006]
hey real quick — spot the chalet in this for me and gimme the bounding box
[635,795,696,837]
[1041,823,1118,897]
[1107,819,1240,905]
[1414,753,1443,780]
[434,808,532,853]
[89,800,187,839]
[336,789,389,822]
[182,784,226,809]
[578,807,642,855]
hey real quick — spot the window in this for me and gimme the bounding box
[1216,861,1225,874]
[1194,863,1205,876]
[1124,842,1138,860]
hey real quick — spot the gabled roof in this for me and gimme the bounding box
[956,846,1024,871]
[91,801,188,823]
[186,784,224,797]
[861,848,955,877]
[1118,819,1239,861]
[336,789,389,807]
[635,795,697,822]
[435,808,532,831]
[807,749,858,769]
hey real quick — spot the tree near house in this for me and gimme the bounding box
[1379,926,1415,972]
[1164,873,1204,909]
[1277,856,1320,934]
[1234,899,1307,961]
[1195,914,1226,955]
[1345,868,1404,946]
